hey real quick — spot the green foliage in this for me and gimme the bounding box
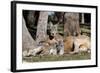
[80,24,91,37]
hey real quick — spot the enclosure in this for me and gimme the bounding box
[22,10,91,62]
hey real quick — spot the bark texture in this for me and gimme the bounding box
[64,12,81,37]
[22,17,36,51]
[36,12,48,45]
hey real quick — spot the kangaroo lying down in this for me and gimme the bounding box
[73,35,91,54]
[64,35,91,54]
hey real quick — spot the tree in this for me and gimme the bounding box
[81,13,85,24]
[22,17,36,51]
[36,11,48,45]
[23,10,39,40]
[64,12,81,37]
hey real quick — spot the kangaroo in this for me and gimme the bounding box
[64,35,91,54]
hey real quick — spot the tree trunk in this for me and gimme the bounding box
[22,17,36,51]
[64,12,80,37]
[81,13,85,24]
[36,11,48,45]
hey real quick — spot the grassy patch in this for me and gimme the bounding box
[23,52,91,63]
[80,24,91,37]
[81,28,90,33]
